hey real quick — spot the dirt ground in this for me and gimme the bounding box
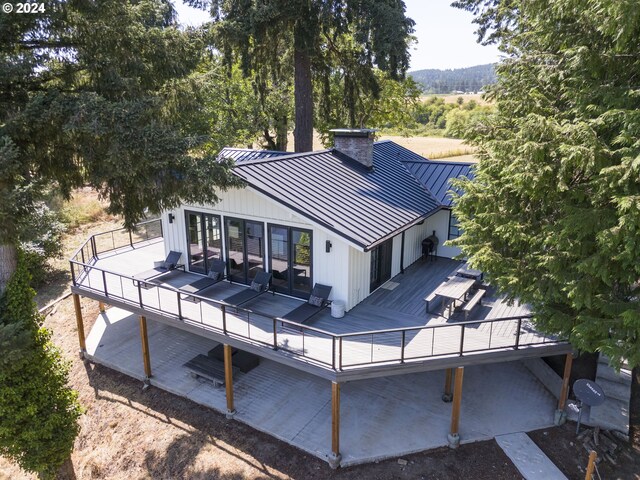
[1,192,639,480]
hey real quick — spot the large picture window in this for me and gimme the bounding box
[268,224,312,297]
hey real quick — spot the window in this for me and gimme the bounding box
[224,217,265,284]
[449,212,461,240]
[268,224,312,297]
[185,211,222,275]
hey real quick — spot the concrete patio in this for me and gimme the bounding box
[85,306,559,467]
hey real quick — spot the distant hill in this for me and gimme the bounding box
[409,64,496,94]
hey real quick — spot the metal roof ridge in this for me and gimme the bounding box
[401,158,475,167]
[232,149,334,166]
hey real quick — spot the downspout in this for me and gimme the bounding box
[400,231,405,274]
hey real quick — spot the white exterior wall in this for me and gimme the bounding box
[398,209,463,270]
[423,209,462,259]
[348,247,370,309]
[161,187,355,307]
[159,188,462,312]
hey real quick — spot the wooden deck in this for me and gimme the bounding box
[71,240,568,380]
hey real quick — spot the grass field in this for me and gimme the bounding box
[421,93,491,105]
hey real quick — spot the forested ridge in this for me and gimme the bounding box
[410,63,496,93]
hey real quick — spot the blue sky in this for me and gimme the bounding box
[173,0,501,71]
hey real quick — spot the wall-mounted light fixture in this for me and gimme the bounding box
[325,240,332,253]
[168,213,175,224]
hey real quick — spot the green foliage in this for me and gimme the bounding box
[316,69,421,144]
[0,252,82,478]
[209,0,415,149]
[451,0,640,368]
[1,0,242,235]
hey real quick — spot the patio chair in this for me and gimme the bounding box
[179,259,227,301]
[222,271,272,307]
[133,250,182,286]
[281,283,332,325]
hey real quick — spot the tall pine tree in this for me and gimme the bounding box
[208,0,415,152]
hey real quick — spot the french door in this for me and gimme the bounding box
[224,217,265,284]
[268,224,312,298]
[185,211,222,275]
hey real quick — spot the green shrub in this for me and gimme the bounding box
[0,251,82,479]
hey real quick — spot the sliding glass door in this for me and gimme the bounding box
[224,217,265,284]
[268,224,312,297]
[185,211,222,275]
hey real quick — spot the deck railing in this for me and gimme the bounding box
[70,229,564,372]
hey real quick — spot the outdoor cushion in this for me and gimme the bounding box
[250,281,263,292]
[308,294,323,307]
[208,271,222,281]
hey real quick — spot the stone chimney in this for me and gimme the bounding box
[330,128,376,169]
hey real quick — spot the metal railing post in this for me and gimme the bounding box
[515,318,522,350]
[222,304,227,334]
[128,229,133,247]
[339,337,343,370]
[138,282,143,308]
[272,318,278,350]
[70,261,76,285]
[332,336,336,369]
[176,292,182,320]
[459,324,466,356]
[102,270,108,296]
[400,330,406,363]
[91,236,97,259]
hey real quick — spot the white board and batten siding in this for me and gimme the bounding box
[399,209,462,266]
[160,187,463,313]
[161,187,352,308]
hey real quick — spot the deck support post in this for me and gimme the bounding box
[442,368,453,402]
[72,293,87,359]
[224,344,236,418]
[555,352,573,425]
[98,301,106,313]
[329,381,341,469]
[139,315,152,387]
[448,366,464,448]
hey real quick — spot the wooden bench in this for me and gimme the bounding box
[424,292,439,314]
[462,289,486,320]
[183,354,240,386]
[208,345,260,373]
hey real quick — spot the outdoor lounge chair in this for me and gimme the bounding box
[282,283,332,324]
[222,271,272,307]
[179,259,227,301]
[133,250,182,286]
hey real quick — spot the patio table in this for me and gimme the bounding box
[433,276,476,317]
[456,266,483,281]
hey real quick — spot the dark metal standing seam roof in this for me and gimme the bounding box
[230,148,441,250]
[219,147,290,163]
[374,140,475,207]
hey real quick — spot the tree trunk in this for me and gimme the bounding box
[293,48,313,153]
[0,244,17,297]
[276,115,288,151]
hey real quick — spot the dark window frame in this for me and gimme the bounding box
[448,210,461,240]
[267,223,313,298]
[184,210,222,275]
[224,216,266,285]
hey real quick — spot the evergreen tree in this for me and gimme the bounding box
[0,252,82,478]
[451,0,640,369]
[208,0,415,152]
